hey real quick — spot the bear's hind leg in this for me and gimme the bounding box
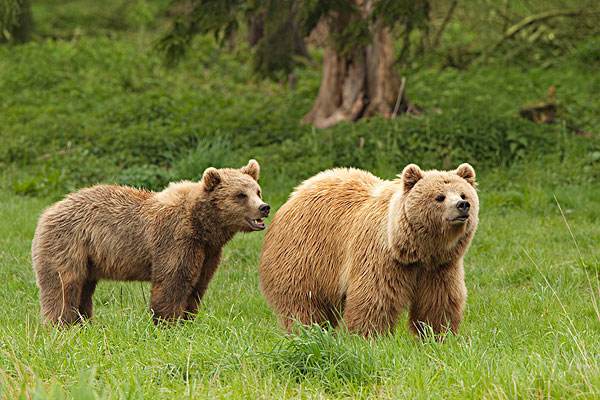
[37,267,63,324]
[343,291,400,337]
[38,267,86,325]
[278,298,335,333]
[79,280,97,320]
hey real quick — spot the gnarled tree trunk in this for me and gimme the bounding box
[303,0,412,129]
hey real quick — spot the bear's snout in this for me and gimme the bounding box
[259,203,270,217]
[456,200,470,214]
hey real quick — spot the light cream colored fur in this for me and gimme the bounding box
[259,164,479,337]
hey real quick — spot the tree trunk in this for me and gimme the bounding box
[1,0,33,43]
[303,1,411,128]
[11,0,33,43]
[247,11,265,47]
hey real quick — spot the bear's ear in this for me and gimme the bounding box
[401,164,424,193]
[241,159,260,181]
[455,163,476,187]
[202,167,221,191]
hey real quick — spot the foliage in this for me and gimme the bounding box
[264,323,382,391]
[159,0,436,76]
[30,0,169,39]
[158,0,243,67]
[574,36,600,66]
[425,0,600,69]
[0,0,31,42]
[0,0,20,35]
[1,30,599,197]
[252,1,308,79]
[158,0,600,78]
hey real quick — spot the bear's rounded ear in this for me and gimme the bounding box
[202,167,221,191]
[455,163,476,187]
[241,159,260,181]
[401,164,423,193]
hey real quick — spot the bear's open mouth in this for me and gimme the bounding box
[450,215,469,224]
[246,217,266,231]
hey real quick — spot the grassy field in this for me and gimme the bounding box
[1,0,600,398]
[1,166,599,399]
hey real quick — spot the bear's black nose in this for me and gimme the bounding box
[456,200,470,213]
[259,203,270,217]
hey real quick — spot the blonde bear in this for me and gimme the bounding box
[259,163,478,337]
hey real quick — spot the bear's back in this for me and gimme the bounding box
[279,168,383,254]
[34,185,154,280]
[291,168,381,199]
[41,185,151,230]
[260,168,387,310]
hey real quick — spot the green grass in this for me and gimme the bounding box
[1,168,599,399]
[1,1,599,397]
[1,32,599,197]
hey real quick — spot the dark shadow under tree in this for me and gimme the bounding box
[0,0,33,43]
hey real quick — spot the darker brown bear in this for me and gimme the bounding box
[32,160,269,325]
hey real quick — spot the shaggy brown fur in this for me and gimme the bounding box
[32,160,270,325]
[259,163,479,337]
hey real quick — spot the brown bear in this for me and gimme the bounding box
[259,163,478,337]
[32,160,270,325]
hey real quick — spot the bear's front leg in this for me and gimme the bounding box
[342,260,416,337]
[409,260,467,338]
[150,247,204,323]
[184,250,222,318]
[150,278,194,323]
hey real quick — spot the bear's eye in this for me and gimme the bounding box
[435,194,446,202]
[460,193,466,200]
[257,189,261,198]
[236,192,247,200]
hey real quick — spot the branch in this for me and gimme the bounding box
[492,9,594,52]
[392,77,406,118]
[472,8,600,64]
[432,0,458,48]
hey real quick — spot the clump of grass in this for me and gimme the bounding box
[262,323,384,392]
[171,138,240,182]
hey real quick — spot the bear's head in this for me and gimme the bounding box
[201,159,270,232]
[388,163,479,265]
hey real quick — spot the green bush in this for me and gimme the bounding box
[575,36,600,66]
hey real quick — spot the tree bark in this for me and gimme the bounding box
[302,0,411,128]
[247,11,265,47]
[11,0,33,43]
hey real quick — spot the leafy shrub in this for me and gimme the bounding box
[575,37,600,66]
[171,138,241,182]
[115,164,171,191]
